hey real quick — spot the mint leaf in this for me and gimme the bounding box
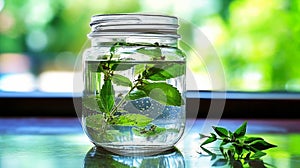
[234,121,247,138]
[199,121,277,168]
[201,136,217,146]
[200,146,217,156]
[83,96,102,112]
[110,114,153,127]
[233,144,243,155]
[244,137,264,143]
[251,151,267,159]
[109,42,123,60]
[175,48,186,57]
[143,64,185,81]
[220,138,230,146]
[112,74,132,87]
[100,80,115,113]
[111,62,136,71]
[138,82,183,106]
[126,90,147,100]
[137,47,162,58]
[199,133,207,139]
[85,114,105,130]
[212,126,229,138]
[249,139,277,151]
[97,96,109,113]
[134,64,145,75]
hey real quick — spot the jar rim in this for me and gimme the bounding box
[88,13,179,38]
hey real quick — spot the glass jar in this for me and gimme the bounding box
[82,14,186,155]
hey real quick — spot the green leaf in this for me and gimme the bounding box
[85,114,105,130]
[100,80,115,113]
[210,133,217,138]
[201,136,217,146]
[109,42,123,60]
[127,90,147,100]
[112,74,132,87]
[83,96,103,112]
[245,152,252,159]
[109,114,153,127]
[175,48,186,57]
[233,144,243,155]
[96,96,109,113]
[212,126,229,138]
[136,47,162,58]
[143,64,185,81]
[234,121,247,138]
[220,138,230,146]
[249,139,277,151]
[219,146,225,157]
[138,82,183,106]
[251,151,267,159]
[228,130,233,138]
[134,64,145,75]
[110,62,136,71]
[200,146,216,156]
[244,137,264,144]
[199,133,207,139]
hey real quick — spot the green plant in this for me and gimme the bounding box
[199,121,277,168]
[84,42,185,137]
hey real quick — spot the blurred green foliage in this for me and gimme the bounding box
[1,0,300,91]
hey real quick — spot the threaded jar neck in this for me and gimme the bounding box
[88,14,180,40]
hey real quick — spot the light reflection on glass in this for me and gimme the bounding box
[84,146,185,168]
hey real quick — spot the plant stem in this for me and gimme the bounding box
[108,77,142,119]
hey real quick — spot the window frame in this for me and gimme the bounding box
[1,91,300,118]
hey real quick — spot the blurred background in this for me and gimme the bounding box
[1,0,300,93]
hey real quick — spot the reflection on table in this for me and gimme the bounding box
[0,118,300,167]
[84,146,184,168]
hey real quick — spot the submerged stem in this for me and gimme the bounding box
[108,77,143,120]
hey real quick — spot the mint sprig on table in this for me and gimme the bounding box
[199,121,277,167]
[84,42,185,137]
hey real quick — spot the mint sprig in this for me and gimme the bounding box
[84,42,185,137]
[199,121,277,167]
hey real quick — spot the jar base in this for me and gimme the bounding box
[94,143,175,156]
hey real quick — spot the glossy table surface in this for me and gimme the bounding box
[0,118,300,168]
